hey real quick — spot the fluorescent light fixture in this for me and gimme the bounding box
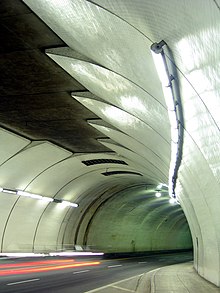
[60,200,70,207]
[2,188,74,206]
[151,51,169,86]
[68,202,78,207]
[17,190,32,197]
[169,110,178,129]
[49,251,104,256]
[61,200,78,208]
[162,86,176,111]
[17,190,54,202]
[0,252,47,258]
[2,188,17,194]
[169,197,177,204]
[156,183,168,190]
[151,40,184,200]
[29,194,42,200]
[17,190,42,200]
[155,192,162,198]
[171,127,179,143]
[41,196,53,202]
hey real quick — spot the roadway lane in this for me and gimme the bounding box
[0,252,192,293]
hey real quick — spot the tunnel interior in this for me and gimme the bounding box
[0,128,192,253]
[1,0,220,287]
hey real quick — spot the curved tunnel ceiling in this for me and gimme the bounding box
[0,125,191,254]
[2,0,220,285]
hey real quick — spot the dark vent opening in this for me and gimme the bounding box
[82,159,128,166]
[102,171,143,176]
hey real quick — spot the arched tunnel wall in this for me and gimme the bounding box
[2,0,220,287]
[82,186,192,253]
[176,132,220,286]
[0,128,192,255]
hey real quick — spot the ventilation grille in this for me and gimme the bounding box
[82,159,128,166]
[102,171,143,176]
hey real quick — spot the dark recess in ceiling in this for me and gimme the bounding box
[0,0,111,153]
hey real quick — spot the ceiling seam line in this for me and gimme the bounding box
[0,197,20,253]
[52,166,142,200]
[23,155,73,191]
[86,0,154,43]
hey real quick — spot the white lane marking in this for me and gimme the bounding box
[7,279,40,286]
[112,285,135,292]
[107,264,122,268]
[138,261,147,264]
[85,273,143,292]
[73,270,90,274]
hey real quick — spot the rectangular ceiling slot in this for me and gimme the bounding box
[82,159,128,166]
[102,171,143,176]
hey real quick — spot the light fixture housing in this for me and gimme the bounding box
[155,192,162,198]
[61,200,78,208]
[1,187,78,207]
[151,40,184,201]
[2,188,17,194]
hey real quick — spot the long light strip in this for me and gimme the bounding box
[49,251,104,256]
[151,40,184,202]
[17,190,43,200]
[0,252,104,258]
[0,187,78,207]
[61,200,78,208]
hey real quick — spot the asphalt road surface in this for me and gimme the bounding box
[0,251,192,293]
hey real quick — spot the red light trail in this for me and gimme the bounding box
[0,260,100,276]
[0,259,75,269]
